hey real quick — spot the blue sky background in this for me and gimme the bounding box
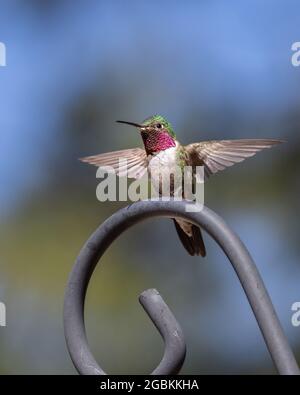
[1,0,300,215]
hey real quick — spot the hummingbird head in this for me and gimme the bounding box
[116,115,176,155]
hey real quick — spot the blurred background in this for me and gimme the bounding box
[0,0,300,374]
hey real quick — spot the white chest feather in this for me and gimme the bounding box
[148,145,182,196]
[148,146,178,175]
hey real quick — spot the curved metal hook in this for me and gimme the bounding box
[139,289,186,375]
[64,282,186,374]
[64,200,300,375]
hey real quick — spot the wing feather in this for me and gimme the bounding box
[185,139,284,177]
[80,148,148,179]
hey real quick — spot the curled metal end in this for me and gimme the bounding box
[139,289,186,375]
[64,284,186,375]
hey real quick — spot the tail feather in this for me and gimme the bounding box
[173,220,206,257]
[192,225,206,257]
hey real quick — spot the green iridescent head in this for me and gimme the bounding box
[141,115,176,138]
[116,115,176,154]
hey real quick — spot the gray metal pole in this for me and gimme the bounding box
[64,200,300,375]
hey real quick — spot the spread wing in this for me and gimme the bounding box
[80,148,148,179]
[185,139,284,178]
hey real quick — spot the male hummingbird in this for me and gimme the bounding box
[81,115,283,257]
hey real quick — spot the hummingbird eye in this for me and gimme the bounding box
[156,123,162,129]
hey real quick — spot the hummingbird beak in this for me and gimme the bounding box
[116,120,143,129]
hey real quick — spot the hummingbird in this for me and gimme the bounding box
[80,115,284,257]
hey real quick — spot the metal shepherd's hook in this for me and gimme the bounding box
[63,200,300,375]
